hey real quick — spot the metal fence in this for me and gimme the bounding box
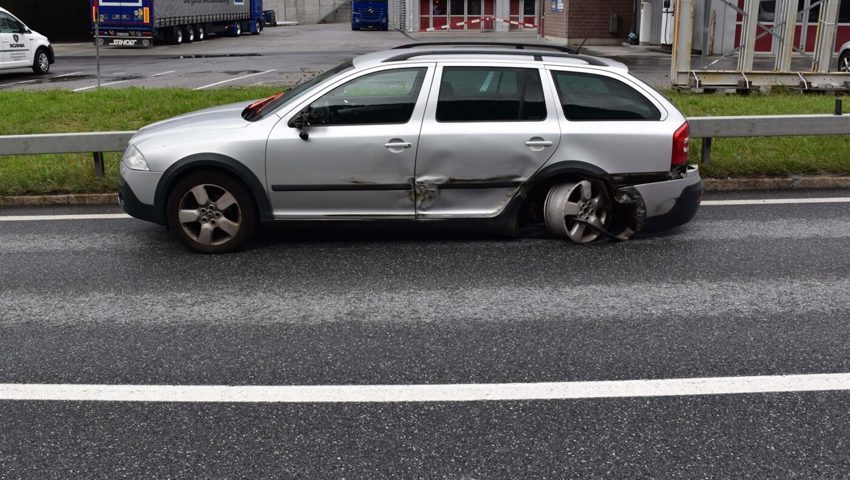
[1,114,849,175]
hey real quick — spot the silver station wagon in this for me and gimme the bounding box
[119,42,702,253]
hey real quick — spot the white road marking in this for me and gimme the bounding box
[150,70,176,77]
[0,373,848,403]
[0,79,37,87]
[73,80,131,92]
[193,69,276,90]
[0,214,131,222]
[702,197,850,206]
[53,71,84,78]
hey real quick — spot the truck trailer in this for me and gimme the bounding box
[90,0,264,47]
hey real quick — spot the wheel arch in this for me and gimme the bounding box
[517,160,614,226]
[154,153,274,226]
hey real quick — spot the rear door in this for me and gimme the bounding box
[414,63,562,218]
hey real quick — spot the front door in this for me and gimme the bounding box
[0,12,29,68]
[265,65,433,218]
[414,64,561,218]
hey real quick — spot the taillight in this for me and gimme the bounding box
[671,121,690,169]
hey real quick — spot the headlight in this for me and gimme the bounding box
[122,144,149,171]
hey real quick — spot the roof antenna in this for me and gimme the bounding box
[574,38,588,55]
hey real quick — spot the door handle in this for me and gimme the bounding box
[525,140,553,147]
[384,142,412,149]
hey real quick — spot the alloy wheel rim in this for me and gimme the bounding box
[177,184,242,247]
[544,180,609,243]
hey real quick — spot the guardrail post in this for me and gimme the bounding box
[701,137,712,164]
[93,152,105,178]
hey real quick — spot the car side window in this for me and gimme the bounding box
[308,68,427,126]
[551,71,661,121]
[436,67,547,122]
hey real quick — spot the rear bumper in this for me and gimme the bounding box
[633,165,703,231]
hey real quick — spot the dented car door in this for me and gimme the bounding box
[414,64,561,218]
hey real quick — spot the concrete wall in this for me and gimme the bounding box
[263,0,350,24]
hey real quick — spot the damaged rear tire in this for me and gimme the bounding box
[544,179,612,243]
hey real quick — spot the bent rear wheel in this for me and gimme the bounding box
[166,172,256,253]
[544,179,611,244]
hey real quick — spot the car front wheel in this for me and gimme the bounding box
[32,49,50,74]
[544,179,611,244]
[166,172,257,253]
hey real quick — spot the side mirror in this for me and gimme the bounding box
[288,109,312,140]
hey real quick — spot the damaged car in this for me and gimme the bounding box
[119,42,702,253]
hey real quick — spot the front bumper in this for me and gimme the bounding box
[633,165,703,232]
[118,165,164,224]
[118,178,161,224]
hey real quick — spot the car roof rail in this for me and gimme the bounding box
[382,48,609,67]
[393,42,577,54]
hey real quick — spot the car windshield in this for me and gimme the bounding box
[242,60,355,121]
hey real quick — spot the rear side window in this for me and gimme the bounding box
[551,71,661,121]
[436,67,547,122]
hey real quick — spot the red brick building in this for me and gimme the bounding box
[540,0,637,45]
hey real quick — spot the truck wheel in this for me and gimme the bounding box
[32,48,50,74]
[186,25,195,42]
[233,22,242,36]
[196,24,205,41]
[172,27,184,45]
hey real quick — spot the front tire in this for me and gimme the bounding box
[544,179,611,244]
[166,172,257,253]
[32,48,50,74]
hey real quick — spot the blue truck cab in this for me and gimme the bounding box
[351,0,388,30]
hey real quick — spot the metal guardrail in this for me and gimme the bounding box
[0,114,848,174]
[0,131,135,178]
[688,114,850,164]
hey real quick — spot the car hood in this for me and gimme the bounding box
[133,101,254,141]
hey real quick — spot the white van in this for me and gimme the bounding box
[0,7,54,74]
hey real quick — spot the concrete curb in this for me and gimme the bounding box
[0,193,117,207]
[2,177,850,207]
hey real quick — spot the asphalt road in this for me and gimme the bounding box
[1,190,850,478]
